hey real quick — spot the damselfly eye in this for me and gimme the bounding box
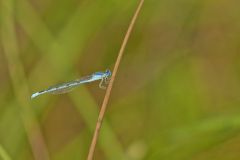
[105,69,111,77]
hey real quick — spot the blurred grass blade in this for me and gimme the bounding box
[149,114,240,160]
[0,145,12,160]
[0,0,50,160]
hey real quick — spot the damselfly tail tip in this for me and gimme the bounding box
[31,92,39,99]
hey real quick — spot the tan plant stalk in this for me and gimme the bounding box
[87,0,145,159]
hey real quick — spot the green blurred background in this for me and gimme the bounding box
[1,0,240,159]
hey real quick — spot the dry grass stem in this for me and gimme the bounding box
[87,0,145,159]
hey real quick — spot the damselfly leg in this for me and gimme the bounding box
[99,76,110,89]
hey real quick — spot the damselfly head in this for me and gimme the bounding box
[105,69,111,77]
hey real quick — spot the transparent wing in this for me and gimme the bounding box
[50,81,77,94]
[47,75,93,94]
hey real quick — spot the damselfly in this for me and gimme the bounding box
[31,69,111,99]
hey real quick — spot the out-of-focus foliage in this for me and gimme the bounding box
[1,0,240,160]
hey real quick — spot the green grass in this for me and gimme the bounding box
[1,0,240,159]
